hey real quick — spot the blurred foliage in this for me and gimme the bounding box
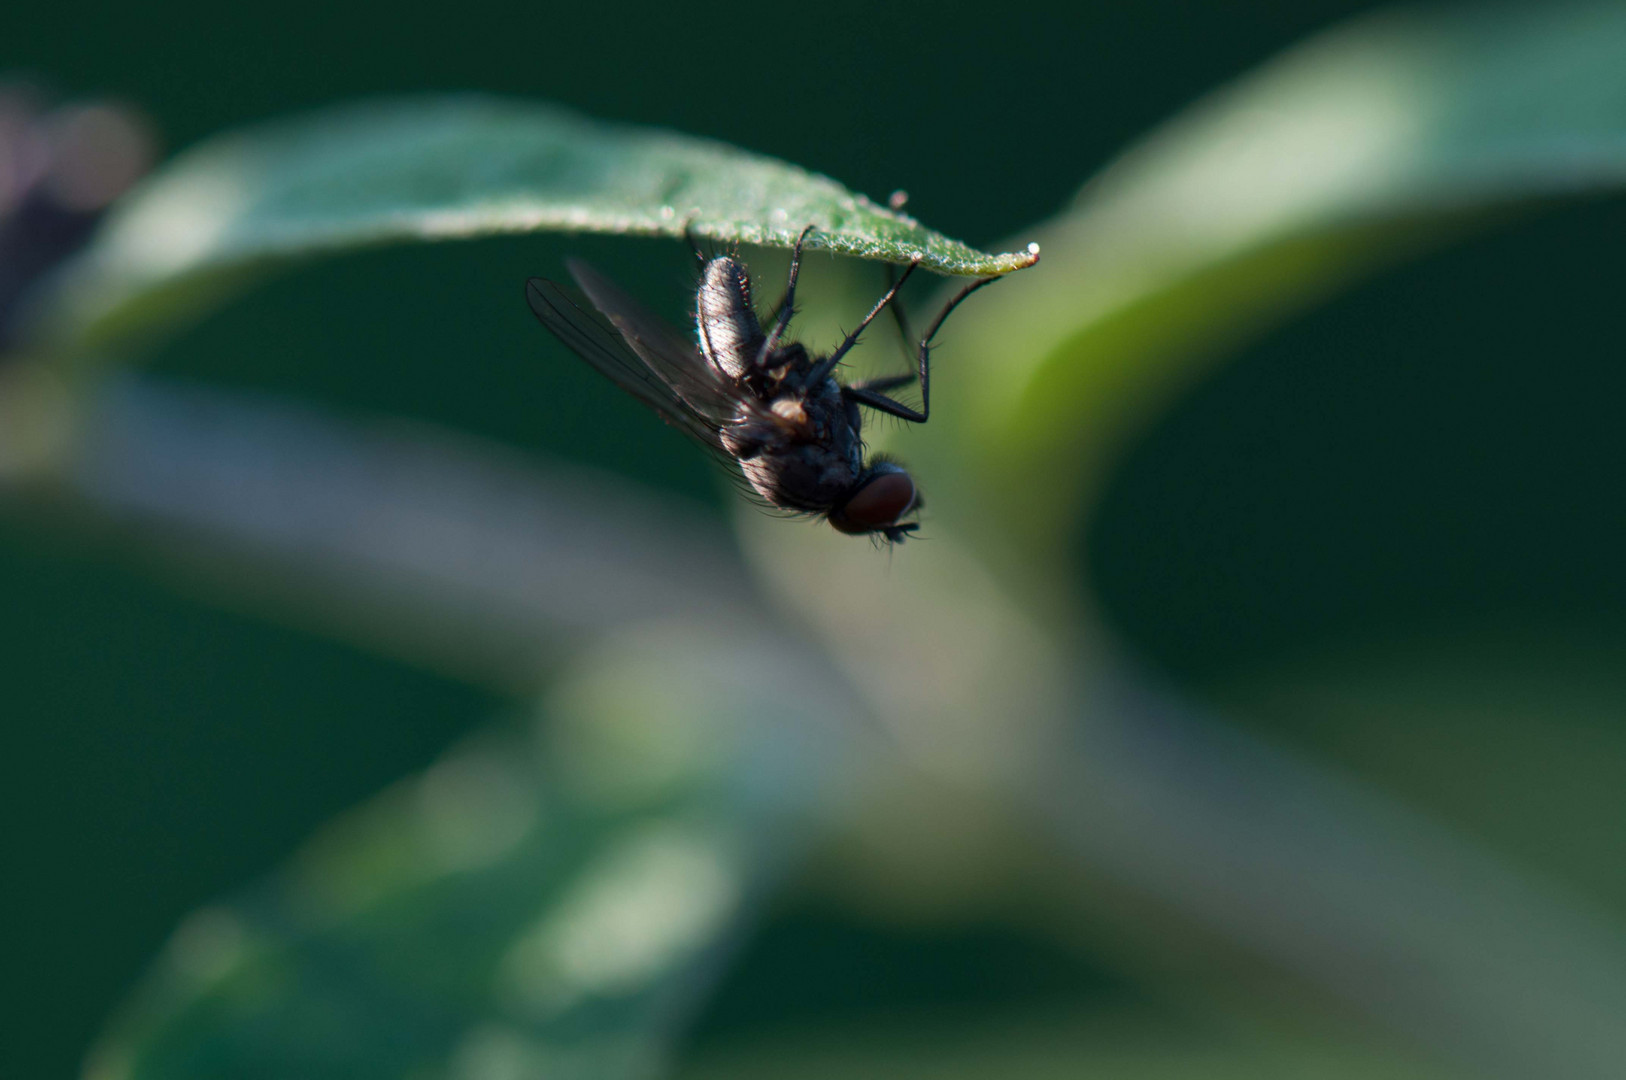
[4,2,1626,1080]
[32,96,1035,356]
[917,1,1626,580]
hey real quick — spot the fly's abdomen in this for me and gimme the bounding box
[738,447,860,512]
[696,257,764,379]
[725,399,865,514]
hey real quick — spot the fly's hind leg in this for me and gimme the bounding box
[755,225,816,370]
[683,223,707,267]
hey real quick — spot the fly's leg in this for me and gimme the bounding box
[846,372,914,394]
[808,259,921,385]
[880,193,920,367]
[683,223,707,267]
[884,261,919,368]
[842,273,1002,424]
[755,225,816,370]
[842,262,921,391]
[843,384,927,420]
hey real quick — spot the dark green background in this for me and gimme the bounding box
[6,1,1623,1075]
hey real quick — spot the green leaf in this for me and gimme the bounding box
[30,95,1036,356]
[85,624,859,1080]
[912,1,1626,563]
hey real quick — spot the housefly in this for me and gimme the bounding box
[525,227,999,543]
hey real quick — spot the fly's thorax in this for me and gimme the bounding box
[810,374,856,440]
[771,377,856,445]
[763,341,809,380]
[696,257,763,380]
[770,396,811,430]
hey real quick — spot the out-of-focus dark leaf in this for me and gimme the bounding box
[910,1,1626,563]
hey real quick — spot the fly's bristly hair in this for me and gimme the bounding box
[527,227,999,547]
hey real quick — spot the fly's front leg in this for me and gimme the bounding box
[841,263,923,399]
[847,373,915,394]
[844,384,926,421]
[808,259,921,385]
[846,260,924,392]
[842,272,1003,424]
[885,261,918,367]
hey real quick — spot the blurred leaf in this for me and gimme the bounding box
[44,7,1626,1079]
[85,623,863,1080]
[678,1008,1459,1080]
[735,512,1626,1080]
[28,95,1036,356]
[915,0,1626,564]
[1213,626,1626,908]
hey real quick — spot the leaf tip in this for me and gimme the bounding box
[988,242,1041,275]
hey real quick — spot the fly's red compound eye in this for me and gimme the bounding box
[829,469,918,535]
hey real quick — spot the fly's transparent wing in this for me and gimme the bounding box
[564,259,772,430]
[525,277,728,452]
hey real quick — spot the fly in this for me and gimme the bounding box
[525,227,999,543]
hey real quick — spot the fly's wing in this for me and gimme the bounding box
[525,276,728,452]
[564,259,774,430]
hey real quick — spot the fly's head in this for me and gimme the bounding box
[827,460,922,543]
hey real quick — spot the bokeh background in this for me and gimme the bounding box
[5,1,1626,1078]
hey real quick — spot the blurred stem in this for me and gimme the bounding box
[0,368,774,693]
